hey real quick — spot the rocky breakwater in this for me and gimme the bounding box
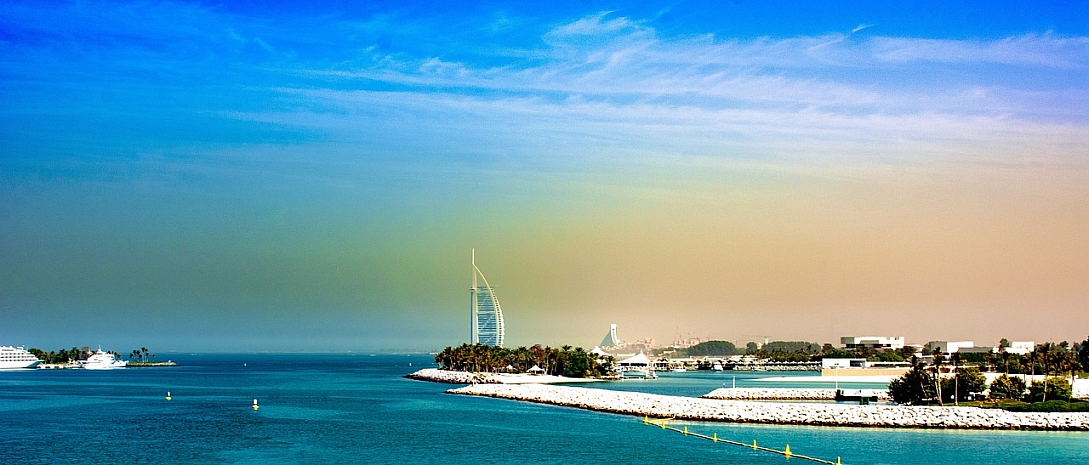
[406,368,495,384]
[448,384,1089,431]
[702,388,890,401]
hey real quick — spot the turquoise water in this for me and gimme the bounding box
[1,354,1085,464]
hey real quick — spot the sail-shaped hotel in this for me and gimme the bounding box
[470,249,505,347]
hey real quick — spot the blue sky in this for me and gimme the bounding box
[2,1,1087,352]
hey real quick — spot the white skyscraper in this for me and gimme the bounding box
[470,249,505,347]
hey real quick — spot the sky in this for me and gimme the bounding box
[1,1,1087,353]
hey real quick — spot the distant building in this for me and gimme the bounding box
[470,249,504,347]
[840,336,905,349]
[1003,341,1035,355]
[924,341,975,353]
[822,358,867,369]
[600,324,621,348]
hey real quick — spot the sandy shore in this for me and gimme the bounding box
[405,368,602,384]
[448,384,1089,431]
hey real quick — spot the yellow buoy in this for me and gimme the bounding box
[252,398,259,410]
[752,440,757,450]
[712,432,717,443]
[165,391,171,401]
[784,444,791,458]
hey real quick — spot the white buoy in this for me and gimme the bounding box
[165,391,172,401]
[252,398,259,410]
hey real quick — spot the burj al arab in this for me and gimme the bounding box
[469,249,505,347]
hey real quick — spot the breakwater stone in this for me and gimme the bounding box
[448,384,1089,431]
[701,388,890,401]
[406,368,493,384]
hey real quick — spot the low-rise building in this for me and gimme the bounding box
[924,341,975,353]
[840,336,905,349]
[1003,341,1035,355]
[822,358,866,369]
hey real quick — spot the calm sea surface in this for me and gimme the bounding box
[1,354,1085,464]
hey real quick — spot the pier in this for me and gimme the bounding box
[701,388,890,401]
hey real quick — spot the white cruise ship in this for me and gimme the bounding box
[0,345,42,369]
[81,349,127,370]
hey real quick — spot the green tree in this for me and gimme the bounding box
[877,351,905,362]
[1037,343,1053,401]
[762,341,821,353]
[988,374,1026,400]
[685,340,742,356]
[888,360,937,405]
[1027,377,1071,402]
[896,346,918,360]
[950,352,963,405]
[940,366,985,403]
[1079,336,1089,372]
[930,348,945,406]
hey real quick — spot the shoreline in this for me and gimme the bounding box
[405,368,603,384]
[448,384,1089,431]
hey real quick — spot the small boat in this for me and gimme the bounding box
[81,349,128,370]
[711,361,724,371]
[669,366,687,372]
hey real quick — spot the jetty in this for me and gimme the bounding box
[406,368,600,384]
[448,384,1089,431]
[125,360,177,367]
[702,388,890,401]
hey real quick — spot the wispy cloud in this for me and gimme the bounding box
[263,12,1089,170]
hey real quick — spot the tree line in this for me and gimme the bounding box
[665,337,1089,372]
[435,343,613,378]
[888,339,1087,406]
[27,346,156,364]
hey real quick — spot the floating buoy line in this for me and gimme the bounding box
[642,416,843,465]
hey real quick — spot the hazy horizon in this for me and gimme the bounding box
[2,1,1087,352]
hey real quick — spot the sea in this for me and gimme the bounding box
[1,353,1086,464]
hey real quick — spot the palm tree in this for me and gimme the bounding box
[1039,343,1052,401]
[951,352,962,405]
[930,348,944,405]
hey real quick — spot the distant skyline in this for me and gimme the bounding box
[2,1,1087,352]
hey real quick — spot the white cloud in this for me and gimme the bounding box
[256,13,1089,171]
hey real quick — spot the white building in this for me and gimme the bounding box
[1003,341,1035,355]
[822,358,867,369]
[470,249,505,347]
[840,336,905,349]
[924,341,975,353]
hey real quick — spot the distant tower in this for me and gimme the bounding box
[600,324,621,348]
[470,249,505,347]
